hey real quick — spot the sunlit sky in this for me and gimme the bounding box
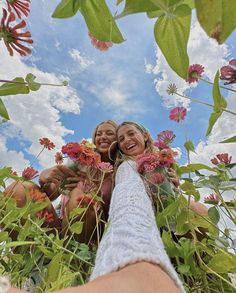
[0,0,235,184]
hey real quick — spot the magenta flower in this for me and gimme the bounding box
[186,64,204,83]
[220,59,236,85]
[169,107,187,123]
[6,0,30,19]
[88,32,113,51]
[39,137,55,150]
[0,8,33,56]
[149,172,165,185]
[211,153,232,166]
[97,162,113,173]
[22,167,38,180]
[204,194,219,205]
[157,130,175,145]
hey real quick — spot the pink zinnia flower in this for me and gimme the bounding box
[158,149,176,168]
[6,0,30,19]
[220,59,236,85]
[149,172,165,185]
[97,162,113,173]
[169,107,187,123]
[88,32,113,51]
[136,153,160,174]
[22,167,38,180]
[157,130,176,146]
[204,194,219,205]
[187,64,204,83]
[211,153,232,165]
[0,8,33,56]
[39,137,55,150]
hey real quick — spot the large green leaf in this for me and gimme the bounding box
[195,0,236,44]
[208,206,220,225]
[115,0,159,19]
[184,139,195,153]
[220,135,236,143]
[52,0,81,18]
[207,252,236,273]
[154,4,191,79]
[70,221,84,234]
[79,0,124,43]
[179,163,214,175]
[0,98,9,120]
[25,73,41,91]
[0,78,29,96]
[206,71,226,136]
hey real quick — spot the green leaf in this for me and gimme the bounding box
[206,111,222,136]
[0,78,29,96]
[208,206,220,225]
[178,264,190,274]
[70,221,84,234]
[25,73,41,91]
[179,163,214,174]
[46,253,63,283]
[181,181,200,200]
[184,139,195,153]
[220,135,236,143]
[154,4,191,79]
[52,0,81,18]
[207,252,236,273]
[195,0,236,44]
[69,207,86,219]
[212,71,227,111]
[116,0,158,19]
[79,0,124,43]
[156,198,180,227]
[0,231,9,242]
[0,98,10,120]
[3,241,37,249]
[162,231,178,257]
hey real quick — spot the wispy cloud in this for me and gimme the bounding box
[69,49,94,70]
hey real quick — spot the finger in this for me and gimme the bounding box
[66,177,80,182]
[57,165,77,177]
[65,183,78,189]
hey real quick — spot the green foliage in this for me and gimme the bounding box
[220,135,236,143]
[206,71,227,136]
[0,98,9,121]
[184,139,195,153]
[195,0,236,44]
[52,0,81,18]
[154,4,191,79]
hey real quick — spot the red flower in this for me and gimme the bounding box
[6,0,30,19]
[97,162,113,173]
[169,107,187,123]
[22,167,38,180]
[186,64,204,83]
[0,8,33,56]
[220,59,236,85]
[29,188,47,202]
[158,149,176,168]
[55,152,64,164]
[211,153,232,165]
[88,32,113,51]
[149,172,165,185]
[39,137,55,150]
[136,153,160,174]
[204,194,219,205]
[156,130,176,148]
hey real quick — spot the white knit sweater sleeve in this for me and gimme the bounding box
[90,160,185,292]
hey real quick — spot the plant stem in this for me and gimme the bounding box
[199,77,236,93]
[0,79,67,87]
[175,92,236,116]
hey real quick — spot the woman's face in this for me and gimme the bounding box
[117,124,148,158]
[94,123,116,156]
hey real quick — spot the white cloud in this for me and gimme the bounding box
[69,49,94,70]
[0,43,81,169]
[145,19,229,108]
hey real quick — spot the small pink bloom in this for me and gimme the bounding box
[149,172,165,185]
[158,149,176,168]
[136,153,160,174]
[169,107,187,123]
[220,59,236,85]
[22,167,38,180]
[97,162,113,173]
[88,32,113,51]
[211,153,232,165]
[156,130,176,147]
[204,194,219,205]
[39,137,55,150]
[187,64,204,83]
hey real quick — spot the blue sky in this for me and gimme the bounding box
[0,0,236,179]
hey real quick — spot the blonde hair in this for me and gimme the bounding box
[92,120,118,145]
[114,121,154,173]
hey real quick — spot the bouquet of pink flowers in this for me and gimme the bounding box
[59,140,102,195]
[136,148,177,211]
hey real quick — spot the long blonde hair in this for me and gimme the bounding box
[114,121,154,173]
[92,120,118,146]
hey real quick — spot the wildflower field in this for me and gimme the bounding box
[0,1,236,292]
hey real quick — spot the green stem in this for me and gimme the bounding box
[175,92,236,116]
[199,77,236,93]
[0,79,67,87]
[216,191,236,225]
